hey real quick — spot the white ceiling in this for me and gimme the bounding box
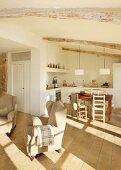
[0,37,30,53]
[1,16,121,54]
[0,1,121,54]
[3,16,121,44]
[0,0,121,8]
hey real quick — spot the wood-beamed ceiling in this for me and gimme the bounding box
[43,37,121,50]
[44,37,121,58]
[62,47,121,58]
[0,8,121,24]
[1,8,121,56]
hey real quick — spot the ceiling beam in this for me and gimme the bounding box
[0,8,121,24]
[43,37,121,50]
[62,47,121,58]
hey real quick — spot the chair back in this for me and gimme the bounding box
[46,101,54,116]
[93,95,105,108]
[71,93,85,110]
[91,89,106,95]
[70,93,78,104]
[47,101,67,129]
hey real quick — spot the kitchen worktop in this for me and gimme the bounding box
[46,86,113,91]
[44,86,113,104]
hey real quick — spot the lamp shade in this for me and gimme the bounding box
[75,69,84,75]
[99,68,110,75]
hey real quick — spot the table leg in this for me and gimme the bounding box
[108,100,112,121]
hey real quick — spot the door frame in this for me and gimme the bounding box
[11,60,31,113]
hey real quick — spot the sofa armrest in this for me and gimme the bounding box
[7,111,15,121]
[53,126,64,136]
[32,126,38,137]
[32,116,42,126]
[24,126,36,146]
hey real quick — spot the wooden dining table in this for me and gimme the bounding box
[78,93,113,121]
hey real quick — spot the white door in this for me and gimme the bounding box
[12,63,25,112]
[12,61,30,112]
[113,63,121,108]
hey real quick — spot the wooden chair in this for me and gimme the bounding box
[92,95,105,123]
[73,94,87,120]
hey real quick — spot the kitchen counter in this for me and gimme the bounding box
[62,86,113,103]
[46,87,62,92]
[44,86,113,103]
[46,86,113,91]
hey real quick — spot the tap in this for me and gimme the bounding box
[52,76,58,88]
[53,76,57,80]
[52,76,57,83]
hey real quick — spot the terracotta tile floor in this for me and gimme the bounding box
[0,109,121,170]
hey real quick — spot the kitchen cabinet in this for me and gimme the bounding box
[113,63,121,108]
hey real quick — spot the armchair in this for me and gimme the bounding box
[25,101,67,160]
[0,94,17,134]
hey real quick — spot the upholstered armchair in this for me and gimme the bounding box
[24,101,67,160]
[0,94,17,134]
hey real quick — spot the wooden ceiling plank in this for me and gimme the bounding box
[62,47,121,58]
[0,8,121,24]
[43,37,121,50]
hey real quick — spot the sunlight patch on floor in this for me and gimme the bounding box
[85,126,121,146]
[114,136,121,146]
[44,148,66,163]
[60,152,84,170]
[90,120,107,128]
[81,162,96,170]
[67,118,84,129]
[90,120,121,135]
[0,134,45,170]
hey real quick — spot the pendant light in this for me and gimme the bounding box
[99,48,110,75]
[75,45,84,75]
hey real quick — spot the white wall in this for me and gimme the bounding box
[31,40,47,115]
[31,47,42,115]
[62,50,121,87]
[40,41,47,115]
[46,43,121,87]
[7,40,47,116]
[46,42,64,68]
[46,42,65,87]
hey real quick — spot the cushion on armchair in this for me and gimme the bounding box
[0,94,17,134]
[0,95,13,116]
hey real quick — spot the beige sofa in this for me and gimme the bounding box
[0,94,17,134]
[25,101,67,160]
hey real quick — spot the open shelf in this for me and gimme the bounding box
[46,67,69,73]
